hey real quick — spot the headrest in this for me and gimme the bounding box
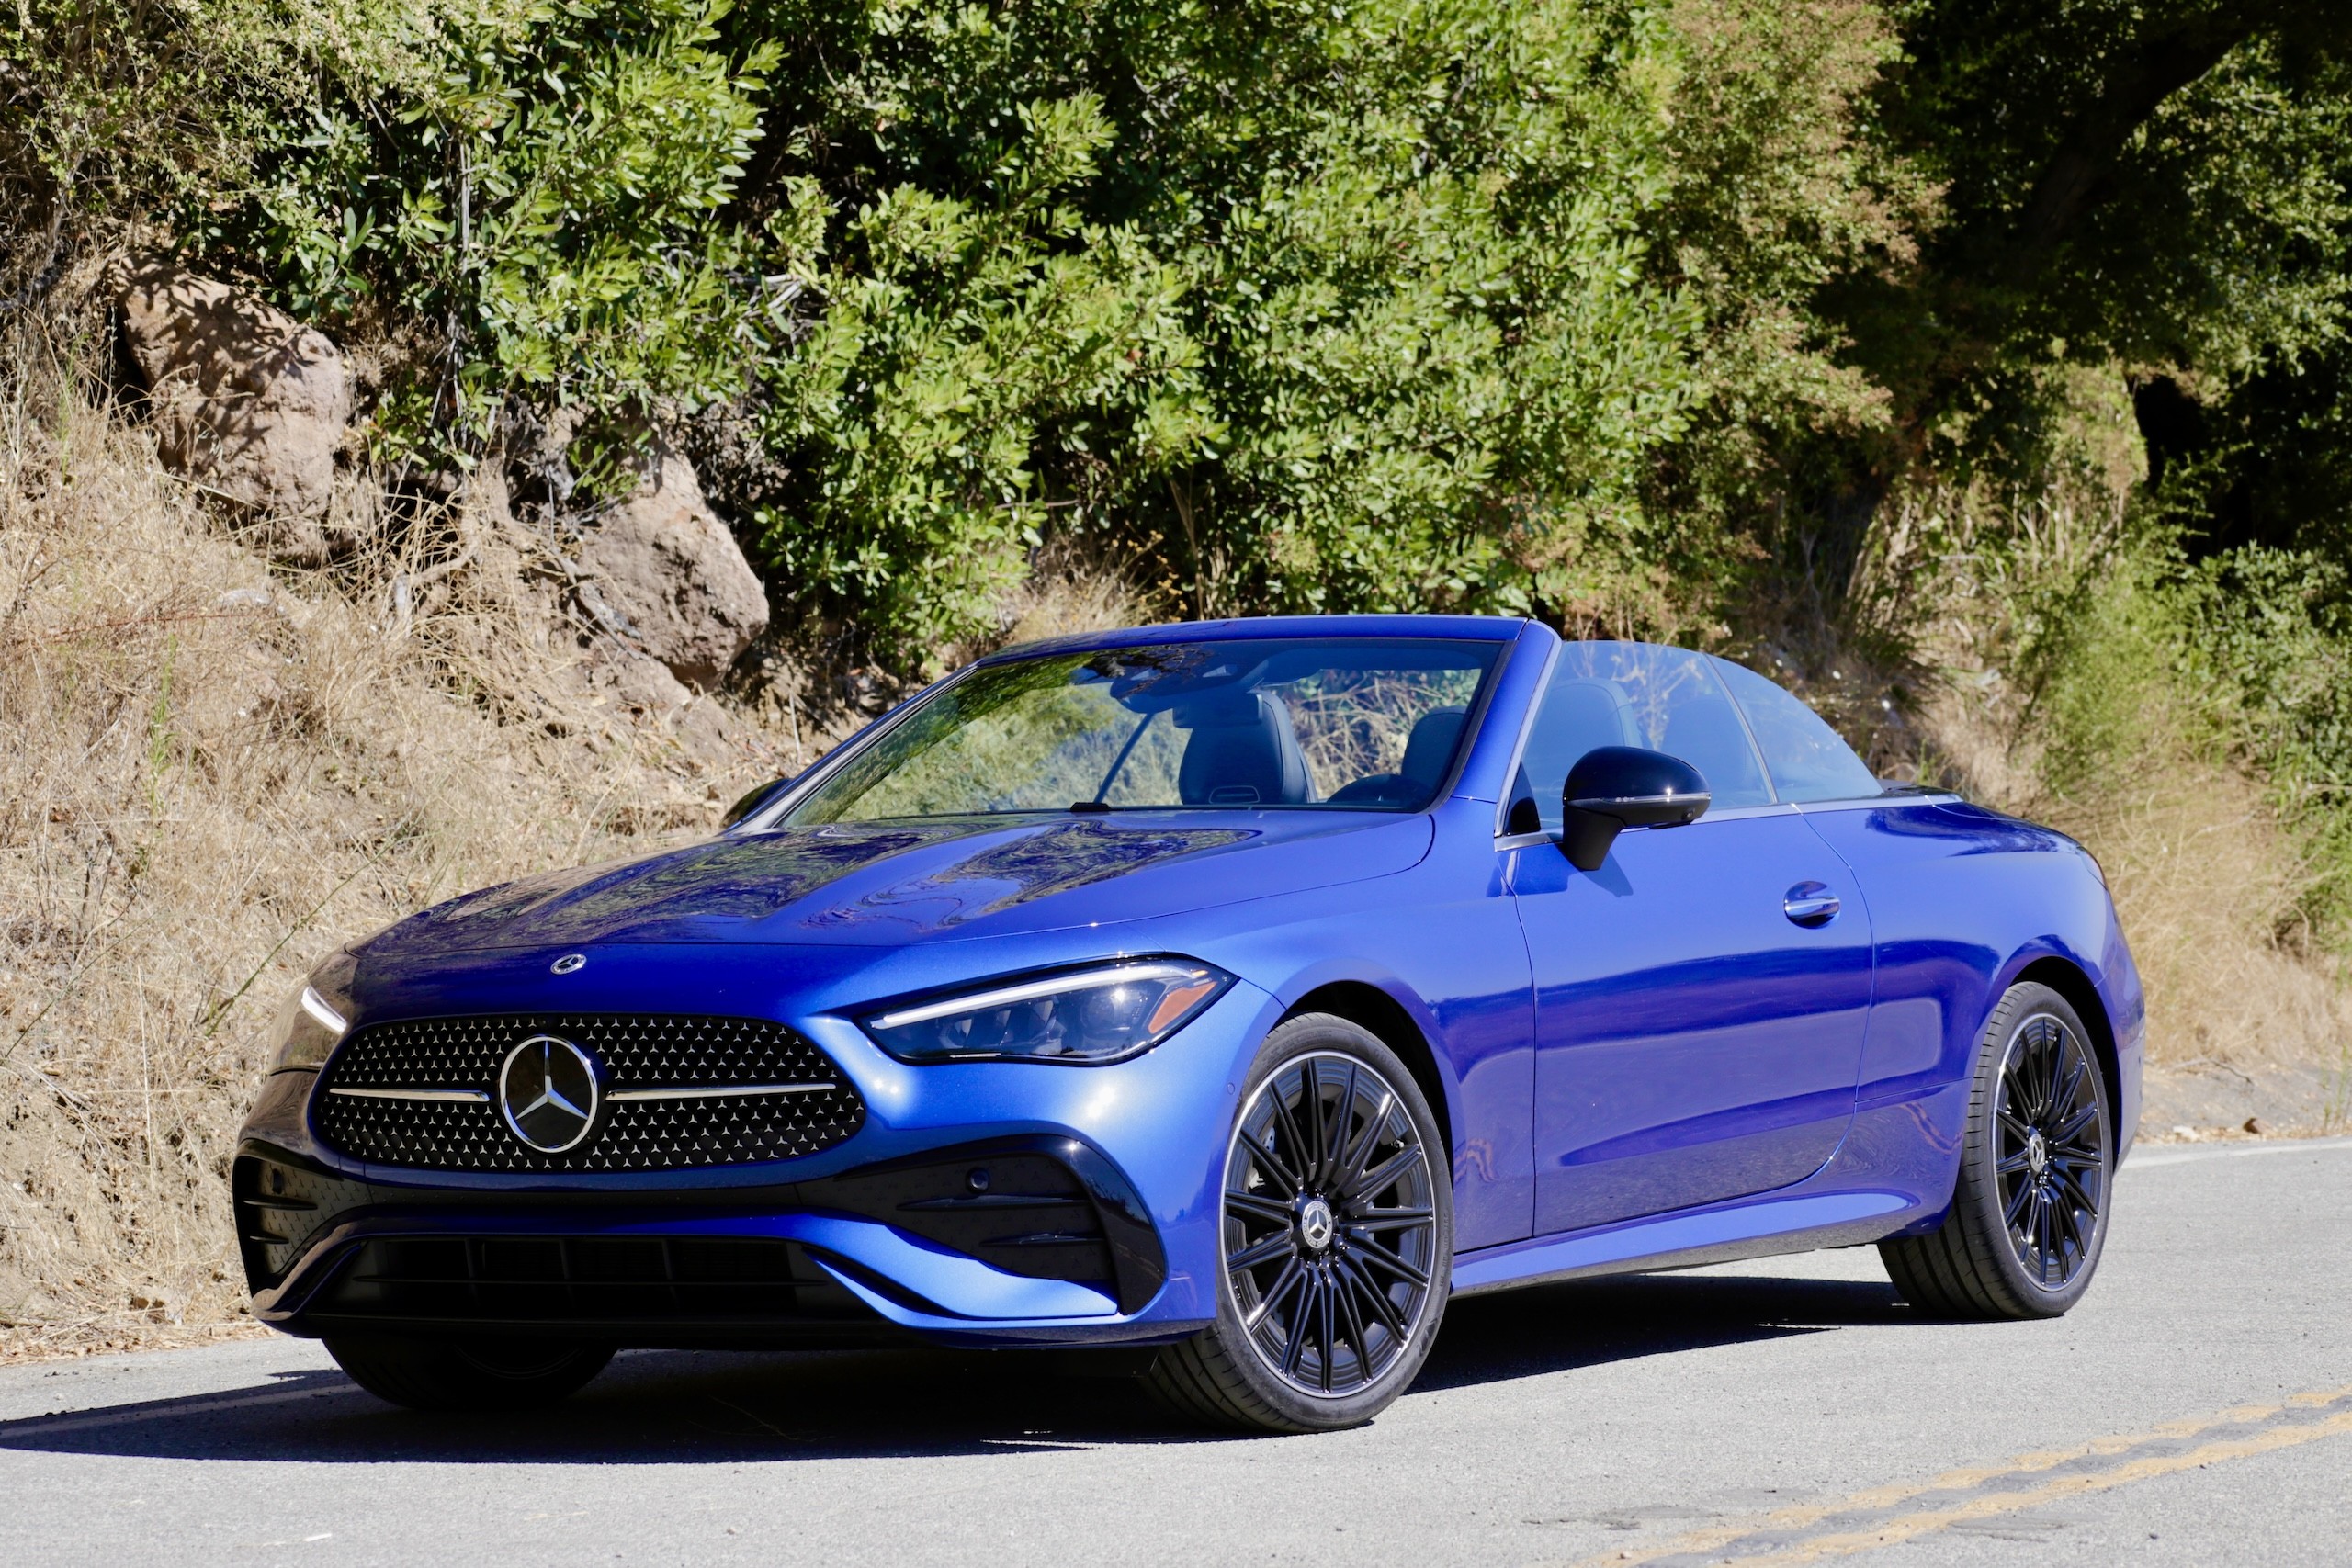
[1398,705,1467,788]
[1177,692,1312,805]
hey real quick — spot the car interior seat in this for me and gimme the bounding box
[1328,705,1468,807]
[1175,690,1313,806]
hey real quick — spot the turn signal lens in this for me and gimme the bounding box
[863,961,1233,1065]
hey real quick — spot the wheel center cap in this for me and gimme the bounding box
[2026,1130,2049,1179]
[1297,1196,1336,1252]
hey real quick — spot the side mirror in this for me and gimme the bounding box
[721,774,796,830]
[1558,746,1710,872]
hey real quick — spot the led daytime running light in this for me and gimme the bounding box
[299,985,349,1038]
[864,960,1231,1065]
[869,961,1208,1031]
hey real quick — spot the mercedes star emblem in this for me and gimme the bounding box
[498,1034,601,1153]
[550,953,587,975]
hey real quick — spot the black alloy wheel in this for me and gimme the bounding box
[1146,1014,1451,1432]
[1224,1050,1439,1395]
[1995,1010,2108,1289]
[1881,981,2115,1319]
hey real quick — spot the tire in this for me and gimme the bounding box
[1145,1013,1452,1433]
[324,1334,614,1411]
[1880,981,2115,1320]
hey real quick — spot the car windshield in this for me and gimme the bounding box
[781,637,1505,823]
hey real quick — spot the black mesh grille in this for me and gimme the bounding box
[315,1014,865,1172]
[233,1154,370,1288]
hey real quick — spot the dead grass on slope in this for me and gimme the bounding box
[1860,485,2352,1139]
[0,335,796,1359]
[1917,678,2352,1138]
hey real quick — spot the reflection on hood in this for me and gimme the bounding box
[368,811,1430,954]
[800,819,1250,931]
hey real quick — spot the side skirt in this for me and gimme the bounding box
[1449,1189,1922,1298]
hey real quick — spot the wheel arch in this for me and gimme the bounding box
[1280,981,1454,1160]
[2012,954,2123,1128]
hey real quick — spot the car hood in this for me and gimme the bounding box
[361,811,1435,957]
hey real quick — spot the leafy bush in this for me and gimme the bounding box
[4,0,1920,655]
[725,0,1915,658]
[220,0,778,469]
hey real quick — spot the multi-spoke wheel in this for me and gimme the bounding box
[1146,1014,1451,1431]
[1881,981,2115,1319]
[1994,1010,2108,1289]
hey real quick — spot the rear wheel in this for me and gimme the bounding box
[324,1335,614,1411]
[1880,981,2114,1319]
[1146,1014,1451,1433]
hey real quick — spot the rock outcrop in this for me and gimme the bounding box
[119,264,352,558]
[577,445,769,688]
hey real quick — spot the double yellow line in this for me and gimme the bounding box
[1552,1382,2352,1566]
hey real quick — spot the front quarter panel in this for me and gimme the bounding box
[1160,796,1538,1252]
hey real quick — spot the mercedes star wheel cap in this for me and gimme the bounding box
[498,1034,601,1153]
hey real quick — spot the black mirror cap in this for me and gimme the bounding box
[1557,746,1712,872]
[721,774,797,830]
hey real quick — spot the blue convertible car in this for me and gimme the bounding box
[237,616,2143,1431]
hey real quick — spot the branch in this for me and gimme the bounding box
[2000,6,2269,287]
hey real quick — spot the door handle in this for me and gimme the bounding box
[1783,882,1840,926]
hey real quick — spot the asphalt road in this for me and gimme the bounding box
[4,1137,2348,1568]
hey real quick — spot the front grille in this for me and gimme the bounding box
[315,1014,865,1172]
[310,1235,872,1324]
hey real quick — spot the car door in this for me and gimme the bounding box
[1507,643,1874,1235]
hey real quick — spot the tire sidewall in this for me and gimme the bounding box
[1960,983,2114,1314]
[1206,1012,1453,1430]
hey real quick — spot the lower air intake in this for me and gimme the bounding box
[310,1235,872,1325]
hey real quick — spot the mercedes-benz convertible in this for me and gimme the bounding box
[236,616,2142,1432]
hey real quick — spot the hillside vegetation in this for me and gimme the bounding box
[5,0,2352,1354]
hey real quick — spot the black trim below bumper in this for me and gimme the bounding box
[234,1133,1170,1341]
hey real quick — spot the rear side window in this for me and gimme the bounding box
[1712,659,1882,803]
[1510,642,1774,829]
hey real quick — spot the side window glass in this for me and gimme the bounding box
[1513,672,1639,834]
[1713,659,1883,803]
[1513,643,1775,829]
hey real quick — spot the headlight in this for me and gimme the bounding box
[863,960,1232,1065]
[267,951,356,1072]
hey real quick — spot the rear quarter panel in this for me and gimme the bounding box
[1803,799,2145,1172]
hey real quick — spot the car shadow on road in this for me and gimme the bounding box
[1417,1268,1907,1393]
[0,1268,1906,1464]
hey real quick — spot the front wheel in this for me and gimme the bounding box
[1146,1014,1452,1433]
[324,1334,614,1411]
[1880,981,2115,1319]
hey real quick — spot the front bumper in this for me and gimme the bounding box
[234,962,1271,1348]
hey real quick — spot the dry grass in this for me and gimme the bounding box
[0,333,796,1359]
[1923,677,2352,1128]
[1856,483,2352,1138]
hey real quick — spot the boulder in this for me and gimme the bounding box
[577,445,769,688]
[119,264,352,554]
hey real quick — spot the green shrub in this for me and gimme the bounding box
[217,0,778,469]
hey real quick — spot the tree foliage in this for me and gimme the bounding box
[8,0,1916,657]
[9,0,2352,703]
